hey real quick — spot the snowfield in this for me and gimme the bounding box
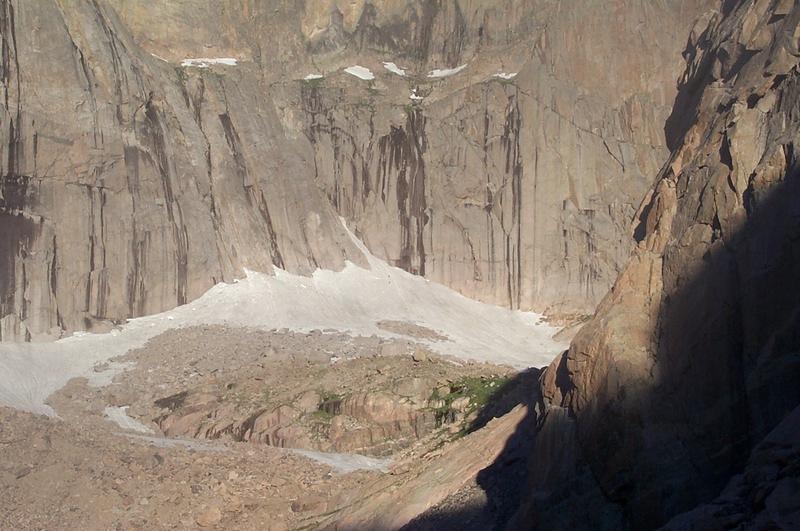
[0,221,565,417]
[304,73,324,80]
[495,72,518,80]
[291,449,391,474]
[104,406,154,434]
[344,65,375,80]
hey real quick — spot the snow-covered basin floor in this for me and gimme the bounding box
[0,225,565,419]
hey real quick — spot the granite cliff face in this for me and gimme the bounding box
[0,0,373,341]
[288,0,710,314]
[0,0,709,340]
[520,1,800,528]
[1,1,797,530]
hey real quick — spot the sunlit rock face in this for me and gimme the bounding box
[0,0,710,339]
[0,0,366,340]
[279,0,711,316]
[522,2,800,529]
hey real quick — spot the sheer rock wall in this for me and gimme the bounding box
[0,0,710,339]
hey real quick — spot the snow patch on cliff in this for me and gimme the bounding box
[383,62,406,76]
[181,58,238,68]
[428,64,467,78]
[344,65,375,80]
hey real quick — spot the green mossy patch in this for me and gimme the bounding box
[430,375,510,428]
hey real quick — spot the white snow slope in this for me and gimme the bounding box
[0,221,565,417]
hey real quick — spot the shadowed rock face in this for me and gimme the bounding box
[0,0,710,339]
[521,2,800,529]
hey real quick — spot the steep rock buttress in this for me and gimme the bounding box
[517,2,800,528]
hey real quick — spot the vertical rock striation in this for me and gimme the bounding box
[291,0,711,314]
[0,0,366,340]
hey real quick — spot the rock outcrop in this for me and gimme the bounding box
[150,369,514,457]
[0,0,710,340]
[152,385,441,456]
[517,2,800,528]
